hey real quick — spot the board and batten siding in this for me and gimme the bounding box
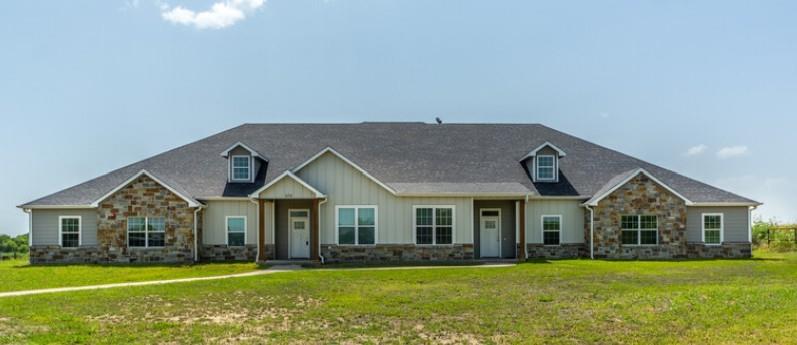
[526,200,585,244]
[296,152,473,244]
[202,200,259,245]
[258,176,317,200]
[686,206,750,243]
[30,209,98,246]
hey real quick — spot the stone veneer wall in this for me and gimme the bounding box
[526,244,585,259]
[321,244,474,262]
[201,245,258,261]
[95,175,195,263]
[590,174,688,259]
[687,242,751,258]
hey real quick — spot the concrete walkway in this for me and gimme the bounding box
[0,263,513,298]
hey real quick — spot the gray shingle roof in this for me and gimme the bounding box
[20,123,759,207]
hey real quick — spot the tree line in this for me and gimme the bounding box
[0,233,28,259]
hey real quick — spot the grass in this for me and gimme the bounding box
[0,257,258,293]
[1,251,797,344]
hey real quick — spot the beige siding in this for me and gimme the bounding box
[203,200,258,245]
[258,176,317,199]
[296,152,473,244]
[31,209,98,246]
[526,200,585,244]
[686,206,750,243]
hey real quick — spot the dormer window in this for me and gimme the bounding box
[536,155,556,181]
[522,141,566,183]
[221,142,267,184]
[231,156,252,182]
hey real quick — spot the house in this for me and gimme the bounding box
[18,123,761,264]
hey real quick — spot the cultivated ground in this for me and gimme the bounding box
[1,252,797,344]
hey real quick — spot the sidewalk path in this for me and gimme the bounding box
[0,263,513,298]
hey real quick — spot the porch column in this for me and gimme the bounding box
[518,199,526,260]
[258,199,266,262]
[311,198,320,261]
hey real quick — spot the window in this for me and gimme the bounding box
[703,213,723,245]
[227,216,246,246]
[128,217,166,248]
[536,155,556,181]
[59,216,81,248]
[231,155,251,181]
[542,215,561,246]
[621,215,658,245]
[336,206,377,245]
[414,206,454,245]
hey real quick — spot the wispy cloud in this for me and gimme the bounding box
[716,145,749,159]
[684,144,707,157]
[161,0,265,30]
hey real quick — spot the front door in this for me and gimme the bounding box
[480,209,501,258]
[289,209,310,259]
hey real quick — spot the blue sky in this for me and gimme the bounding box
[1,0,795,235]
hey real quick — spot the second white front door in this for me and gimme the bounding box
[289,210,310,259]
[480,210,501,258]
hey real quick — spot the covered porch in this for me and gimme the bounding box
[472,199,527,260]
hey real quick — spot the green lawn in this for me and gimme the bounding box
[0,258,258,293]
[2,251,797,344]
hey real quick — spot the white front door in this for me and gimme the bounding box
[480,210,501,258]
[289,210,310,259]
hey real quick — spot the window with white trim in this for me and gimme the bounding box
[59,216,81,248]
[337,206,376,245]
[231,155,251,181]
[536,155,556,181]
[227,216,246,246]
[415,206,454,245]
[542,215,561,246]
[621,215,658,245]
[703,213,723,245]
[128,217,166,248]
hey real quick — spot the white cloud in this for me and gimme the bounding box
[161,0,265,29]
[685,144,707,157]
[716,145,749,159]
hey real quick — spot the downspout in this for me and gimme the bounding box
[318,198,328,264]
[250,198,261,264]
[23,209,32,247]
[193,206,205,263]
[584,205,594,260]
[524,194,530,259]
[749,206,757,243]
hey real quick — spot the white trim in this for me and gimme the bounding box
[522,141,567,159]
[701,213,724,245]
[19,205,95,210]
[583,169,693,207]
[620,215,659,246]
[230,155,253,183]
[585,205,594,259]
[479,208,502,258]
[250,199,260,263]
[288,208,311,259]
[126,216,167,248]
[689,202,763,207]
[534,154,558,183]
[220,142,266,160]
[412,205,457,245]
[196,197,253,201]
[540,214,562,246]
[292,147,398,195]
[225,216,247,247]
[58,216,82,247]
[193,206,204,262]
[91,170,201,208]
[247,170,326,199]
[748,206,755,243]
[334,205,378,245]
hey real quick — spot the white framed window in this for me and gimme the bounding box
[128,217,166,248]
[226,216,247,247]
[702,213,723,245]
[336,206,377,245]
[621,215,658,245]
[541,215,561,246]
[231,155,252,182]
[536,155,556,181]
[414,206,455,245]
[58,216,81,248]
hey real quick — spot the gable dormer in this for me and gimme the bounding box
[220,142,267,183]
[522,142,566,183]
